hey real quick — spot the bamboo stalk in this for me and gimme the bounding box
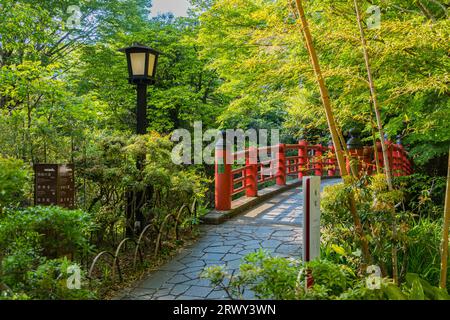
[353,0,398,283]
[294,0,347,177]
[294,0,372,265]
[371,119,381,174]
[352,0,393,191]
[440,147,450,289]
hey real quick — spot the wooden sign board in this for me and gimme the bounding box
[302,176,321,261]
[34,164,75,209]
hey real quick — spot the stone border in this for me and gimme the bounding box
[202,176,339,225]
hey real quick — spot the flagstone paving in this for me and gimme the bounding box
[116,178,341,300]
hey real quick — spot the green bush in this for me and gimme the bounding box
[394,173,446,219]
[0,206,96,258]
[402,218,449,288]
[0,231,43,288]
[202,250,301,300]
[1,258,95,300]
[320,174,447,284]
[383,273,449,300]
[77,132,208,242]
[0,156,30,213]
[0,207,96,299]
[202,250,449,300]
[24,258,95,300]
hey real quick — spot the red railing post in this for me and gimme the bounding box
[298,140,308,180]
[399,145,406,176]
[314,144,323,176]
[276,144,286,185]
[393,143,401,177]
[363,146,373,176]
[408,155,413,175]
[215,136,232,211]
[245,146,258,197]
[327,144,336,177]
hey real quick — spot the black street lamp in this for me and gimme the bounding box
[119,43,160,135]
[119,43,160,235]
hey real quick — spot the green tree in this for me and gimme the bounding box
[196,0,449,166]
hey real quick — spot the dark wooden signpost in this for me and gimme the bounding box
[34,164,75,209]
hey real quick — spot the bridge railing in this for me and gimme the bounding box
[215,139,413,211]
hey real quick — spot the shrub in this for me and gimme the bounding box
[0,156,30,213]
[24,258,96,300]
[402,217,449,288]
[394,173,446,219]
[77,132,208,242]
[0,206,96,300]
[0,231,43,288]
[202,250,449,300]
[203,250,301,300]
[0,206,96,259]
[383,273,449,300]
[1,258,95,300]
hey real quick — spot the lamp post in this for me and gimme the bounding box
[119,43,160,136]
[119,43,160,235]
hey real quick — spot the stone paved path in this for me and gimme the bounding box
[117,178,341,300]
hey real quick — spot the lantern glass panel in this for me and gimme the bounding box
[130,52,146,76]
[147,53,156,77]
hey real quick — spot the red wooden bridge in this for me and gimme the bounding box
[214,139,413,211]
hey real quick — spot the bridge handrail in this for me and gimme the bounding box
[214,140,413,211]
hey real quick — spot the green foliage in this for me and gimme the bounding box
[203,250,449,300]
[383,273,450,300]
[321,173,448,287]
[76,132,208,241]
[0,156,31,212]
[202,250,374,300]
[403,218,449,288]
[239,250,301,299]
[0,0,448,300]
[0,206,96,258]
[202,249,302,300]
[0,206,96,299]
[394,173,446,219]
[1,257,95,300]
[196,0,450,164]
[24,258,95,300]
[0,231,43,287]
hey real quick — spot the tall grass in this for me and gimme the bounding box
[404,217,449,287]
